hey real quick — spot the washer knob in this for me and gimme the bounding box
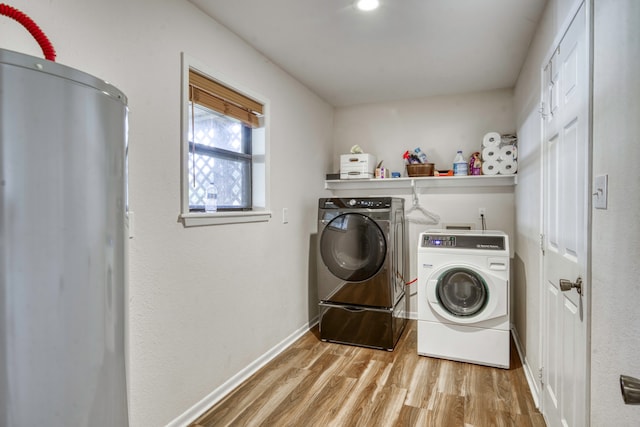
[349,199,357,206]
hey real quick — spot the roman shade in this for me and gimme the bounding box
[189,69,263,128]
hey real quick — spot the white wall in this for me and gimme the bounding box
[333,89,516,174]
[591,0,640,424]
[0,1,333,425]
[332,91,516,316]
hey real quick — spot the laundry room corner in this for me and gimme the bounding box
[330,87,517,320]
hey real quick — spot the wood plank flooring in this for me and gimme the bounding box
[191,320,546,427]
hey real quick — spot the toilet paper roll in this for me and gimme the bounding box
[498,160,518,175]
[499,145,517,161]
[482,160,499,175]
[482,132,501,147]
[482,146,499,161]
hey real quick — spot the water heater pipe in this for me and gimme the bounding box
[0,3,56,61]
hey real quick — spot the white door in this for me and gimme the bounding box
[541,3,589,427]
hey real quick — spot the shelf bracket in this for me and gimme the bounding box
[410,179,419,206]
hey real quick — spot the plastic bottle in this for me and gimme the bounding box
[453,150,468,176]
[403,150,411,165]
[204,181,218,212]
[414,147,428,164]
[469,152,482,175]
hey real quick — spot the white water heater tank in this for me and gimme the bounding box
[0,48,130,427]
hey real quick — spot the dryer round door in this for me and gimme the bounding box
[320,213,387,282]
[426,265,507,324]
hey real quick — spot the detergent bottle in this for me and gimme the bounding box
[453,151,468,176]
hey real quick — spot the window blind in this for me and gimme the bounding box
[189,69,263,128]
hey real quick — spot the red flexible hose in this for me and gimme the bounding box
[0,3,56,61]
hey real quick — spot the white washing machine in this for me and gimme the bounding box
[417,230,510,368]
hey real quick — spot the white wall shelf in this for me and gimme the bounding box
[324,174,517,191]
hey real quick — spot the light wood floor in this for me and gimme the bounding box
[191,320,546,427]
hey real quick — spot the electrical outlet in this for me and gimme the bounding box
[479,208,486,217]
[282,208,289,224]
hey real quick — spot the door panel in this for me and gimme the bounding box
[547,135,560,250]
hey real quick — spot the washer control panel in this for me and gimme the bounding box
[423,236,457,247]
[421,233,506,251]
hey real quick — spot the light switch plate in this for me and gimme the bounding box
[126,211,135,238]
[593,175,608,209]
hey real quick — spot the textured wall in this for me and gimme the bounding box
[333,89,516,174]
[591,0,640,424]
[0,1,333,425]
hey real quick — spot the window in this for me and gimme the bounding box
[180,54,270,226]
[188,100,252,211]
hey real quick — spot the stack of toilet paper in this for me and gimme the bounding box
[481,132,518,175]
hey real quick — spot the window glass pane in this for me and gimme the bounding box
[188,152,251,209]
[188,102,252,211]
[191,103,245,154]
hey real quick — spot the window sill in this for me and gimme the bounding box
[180,210,272,227]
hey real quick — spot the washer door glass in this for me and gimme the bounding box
[436,268,488,317]
[320,213,386,282]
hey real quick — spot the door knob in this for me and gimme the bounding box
[620,375,640,404]
[559,277,583,295]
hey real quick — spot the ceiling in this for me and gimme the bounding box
[188,0,547,107]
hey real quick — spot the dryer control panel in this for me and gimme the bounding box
[319,197,392,209]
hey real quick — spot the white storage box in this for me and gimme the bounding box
[340,153,376,179]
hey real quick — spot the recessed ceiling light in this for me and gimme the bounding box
[356,0,380,12]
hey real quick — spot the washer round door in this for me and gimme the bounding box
[437,268,487,316]
[320,213,387,282]
[426,265,507,324]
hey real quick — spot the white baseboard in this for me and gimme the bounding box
[166,317,319,427]
[511,326,541,408]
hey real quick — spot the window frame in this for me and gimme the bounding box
[179,53,271,227]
